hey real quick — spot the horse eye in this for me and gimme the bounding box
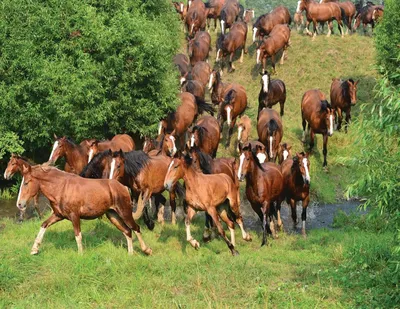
[24,182,28,186]
[117,164,121,168]
[174,165,178,169]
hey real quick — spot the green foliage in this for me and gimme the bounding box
[0,0,181,158]
[0,131,24,160]
[374,0,400,85]
[244,0,298,15]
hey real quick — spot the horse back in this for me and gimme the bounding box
[110,134,135,152]
[225,83,247,115]
[330,79,344,109]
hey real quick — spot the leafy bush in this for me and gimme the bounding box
[0,0,181,160]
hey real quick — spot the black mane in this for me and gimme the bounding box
[118,150,150,179]
[192,125,208,146]
[80,150,111,179]
[191,148,213,174]
[320,100,332,112]
[268,119,279,136]
[221,89,236,109]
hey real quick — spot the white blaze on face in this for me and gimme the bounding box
[226,106,232,125]
[88,149,94,163]
[243,10,246,19]
[158,122,163,135]
[180,76,186,85]
[252,27,258,42]
[269,136,273,158]
[237,153,245,179]
[16,177,24,207]
[180,3,184,12]
[190,134,195,147]
[303,158,310,183]
[216,49,221,62]
[208,73,214,90]
[296,0,302,13]
[170,136,177,155]
[262,74,269,92]
[319,0,323,3]
[143,141,148,151]
[237,126,243,142]
[329,115,334,135]
[257,153,267,163]
[168,160,175,173]
[109,159,116,180]
[221,20,225,33]
[49,141,58,161]
[256,49,261,64]
[191,23,195,33]
[283,150,289,161]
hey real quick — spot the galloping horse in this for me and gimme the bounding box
[185,0,207,38]
[257,108,283,163]
[252,6,291,42]
[87,134,135,162]
[237,115,251,151]
[17,163,152,255]
[48,135,92,174]
[296,0,345,38]
[320,0,356,34]
[277,142,292,164]
[216,21,248,73]
[188,31,211,66]
[204,0,226,31]
[219,85,248,148]
[220,0,240,34]
[237,144,283,245]
[189,115,221,158]
[330,78,359,133]
[301,89,335,167]
[258,71,286,117]
[279,152,311,237]
[256,24,290,73]
[353,3,384,33]
[164,152,251,256]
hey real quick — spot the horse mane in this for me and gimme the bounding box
[320,100,332,112]
[282,142,288,149]
[13,155,35,165]
[183,152,193,166]
[253,13,266,28]
[267,119,279,136]
[118,150,150,179]
[192,125,208,146]
[80,150,111,178]
[192,147,213,174]
[222,89,236,108]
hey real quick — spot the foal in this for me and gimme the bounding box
[258,71,286,117]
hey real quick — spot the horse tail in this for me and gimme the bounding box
[238,4,245,21]
[194,96,215,116]
[340,7,348,28]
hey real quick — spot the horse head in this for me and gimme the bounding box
[294,152,311,185]
[164,150,186,191]
[321,100,335,136]
[260,71,270,93]
[346,79,359,105]
[49,135,68,164]
[221,89,237,125]
[16,164,39,212]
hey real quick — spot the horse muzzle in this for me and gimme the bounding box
[17,201,27,211]
[3,171,13,180]
[164,182,173,191]
[238,175,245,182]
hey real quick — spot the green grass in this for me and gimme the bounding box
[0,213,397,308]
[183,30,378,203]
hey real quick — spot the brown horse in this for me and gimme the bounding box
[294,12,305,31]
[148,133,177,157]
[174,53,190,85]
[188,31,211,66]
[301,89,335,167]
[189,115,221,158]
[216,21,248,73]
[257,108,283,163]
[353,3,384,33]
[237,144,283,245]
[48,135,92,174]
[186,0,207,38]
[258,71,286,117]
[159,92,214,149]
[190,61,212,87]
[256,24,290,73]
[17,163,152,255]
[320,0,355,34]
[80,150,113,179]
[237,115,251,151]
[204,0,226,31]
[173,1,188,21]
[219,85,248,148]
[244,140,267,163]
[208,69,231,105]
[220,0,240,34]
[87,134,135,162]
[330,78,359,133]
[243,9,255,25]
[277,142,293,164]
[252,6,292,42]
[164,152,251,256]
[181,79,205,98]
[279,152,310,237]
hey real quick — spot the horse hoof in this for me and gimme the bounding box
[144,247,153,256]
[31,249,39,255]
[244,233,252,242]
[231,249,240,256]
[202,235,212,243]
[190,239,200,249]
[171,218,176,225]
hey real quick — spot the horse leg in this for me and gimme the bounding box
[218,209,236,247]
[323,133,328,167]
[280,48,285,65]
[207,207,239,256]
[106,209,134,254]
[185,206,200,249]
[229,52,235,72]
[337,107,343,131]
[70,215,83,254]
[31,213,64,255]
[261,201,273,246]
[225,118,236,148]
[327,21,332,37]
[312,20,317,39]
[142,191,155,231]
[289,198,298,229]
[305,20,312,36]
[276,198,284,231]
[344,110,351,134]
[301,196,310,238]
[280,95,286,117]
[169,187,177,225]
[271,54,276,74]
[338,20,344,38]
[228,194,251,241]
[309,129,315,152]
[302,118,307,143]
[203,213,214,242]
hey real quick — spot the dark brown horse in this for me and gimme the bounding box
[204,0,226,31]
[320,0,356,34]
[258,71,286,117]
[257,108,283,163]
[17,163,152,255]
[256,24,290,73]
[237,115,251,152]
[330,78,359,133]
[159,92,214,149]
[174,53,190,85]
[296,0,345,38]
[301,89,335,167]
[188,31,211,66]
[48,135,92,174]
[353,3,384,33]
[237,144,284,245]
[88,134,135,162]
[220,0,240,34]
[252,6,292,42]
[216,21,248,73]
[164,152,251,255]
[219,85,248,148]
[185,0,207,38]
[189,115,221,158]
[277,142,292,164]
[279,152,310,237]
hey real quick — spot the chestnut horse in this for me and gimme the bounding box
[279,152,310,237]
[301,89,335,167]
[330,78,359,133]
[243,9,255,25]
[220,0,240,34]
[237,115,251,151]
[17,163,152,255]
[320,0,356,34]
[258,71,286,117]
[189,115,221,158]
[208,69,231,105]
[277,142,293,164]
[182,79,205,99]
[256,24,290,73]
[219,86,248,148]
[159,92,214,150]
[87,134,135,162]
[48,135,92,174]
[173,1,188,21]
[205,0,226,31]
[191,61,212,87]
[216,21,248,73]
[80,150,113,179]
[353,3,384,33]
[188,31,211,66]
[174,53,190,85]
[244,140,267,163]
[164,152,251,256]
[252,6,292,42]
[257,108,283,163]
[237,144,283,245]
[296,0,345,38]
[185,0,207,38]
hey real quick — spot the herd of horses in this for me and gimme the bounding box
[3,0,375,256]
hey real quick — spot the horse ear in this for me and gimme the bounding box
[355,80,359,86]
[22,164,31,174]
[53,133,58,140]
[108,149,112,155]
[238,142,243,152]
[305,152,310,158]
[288,145,292,150]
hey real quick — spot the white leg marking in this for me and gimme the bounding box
[283,150,289,161]
[186,221,192,241]
[237,153,245,179]
[31,227,47,254]
[16,177,24,207]
[158,122,162,135]
[229,227,236,247]
[256,49,261,64]
[252,27,258,42]
[125,234,133,255]
[75,232,83,254]
[208,73,214,90]
[49,141,58,161]
[221,20,225,33]
[226,107,231,125]
[88,149,93,163]
[190,134,195,147]
[330,115,334,135]
[303,158,310,183]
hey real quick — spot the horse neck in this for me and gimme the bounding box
[65,141,87,167]
[32,168,64,205]
[245,159,260,187]
[181,164,200,191]
[291,165,306,187]
[212,77,224,103]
